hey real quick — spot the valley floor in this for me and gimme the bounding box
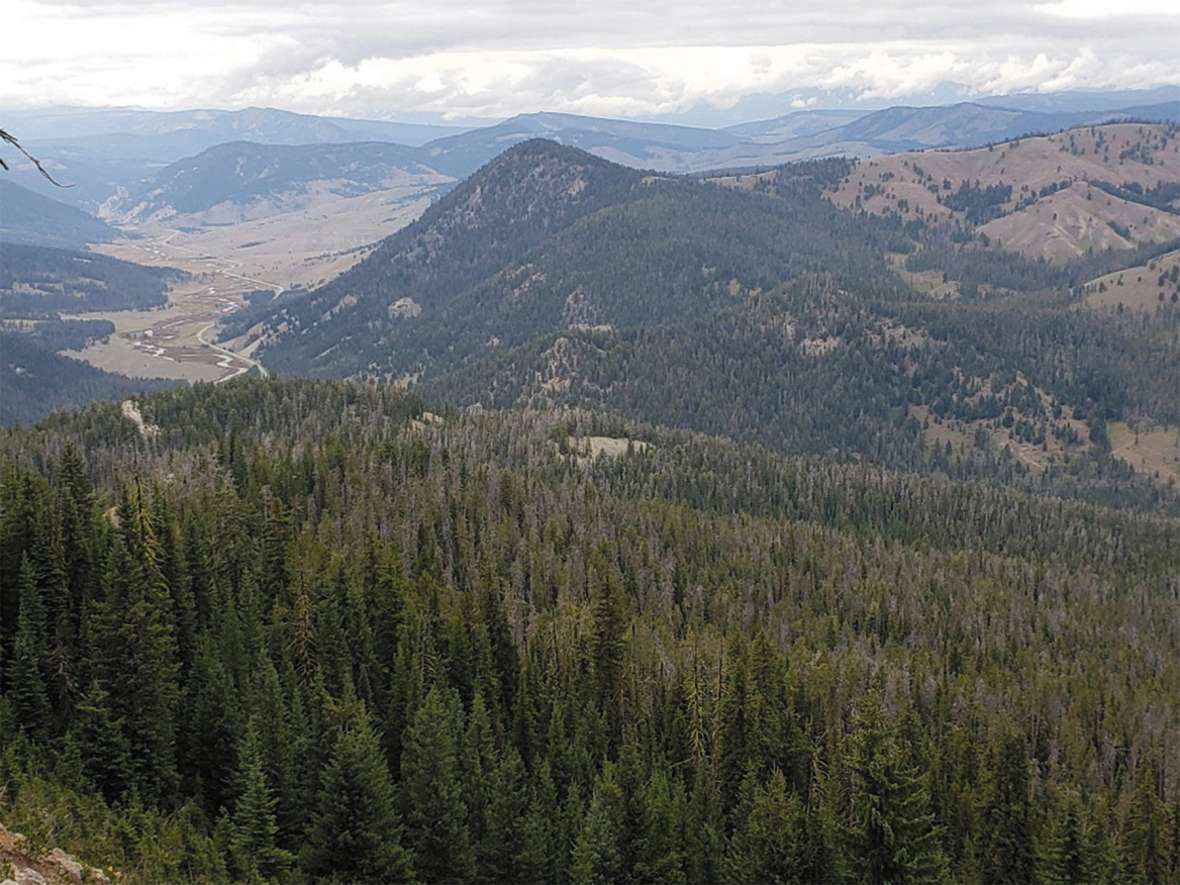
[62,186,434,383]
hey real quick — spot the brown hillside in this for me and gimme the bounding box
[1083,247,1180,311]
[830,122,1180,261]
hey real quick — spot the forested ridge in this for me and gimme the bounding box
[1,378,1178,883]
[244,138,1180,514]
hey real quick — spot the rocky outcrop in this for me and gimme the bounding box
[0,823,109,885]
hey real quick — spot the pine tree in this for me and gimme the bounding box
[182,635,242,814]
[250,656,299,845]
[589,553,625,744]
[635,767,689,884]
[229,720,292,882]
[303,703,415,883]
[481,744,528,881]
[517,758,560,884]
[1040,789,1096,884]
[88,484,181,804]
[840,696,947,885]
[462,689,496,862]
[401,685,474,882]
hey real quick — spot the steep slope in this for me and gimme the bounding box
[103,140,453,224]
[0,180,119,248]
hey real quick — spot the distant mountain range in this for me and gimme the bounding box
[7,92,1180,213]
[103,140,451,224]
[80,100,1180,227]
[8,105,466,156]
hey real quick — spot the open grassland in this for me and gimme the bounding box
[1110,420,1180,487]
[1083,247,1180,311]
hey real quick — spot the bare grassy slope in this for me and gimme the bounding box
[831,123,1180,261]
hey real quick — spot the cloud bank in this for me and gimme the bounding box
[5,0,1179,121]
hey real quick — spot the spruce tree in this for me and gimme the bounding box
[517,759,560,884]
[1040,789,1096,884]
[635,767,689,884]
[9,554,50,731]
[401,684,474,882]
[73,678,132,801]
[89,484,181,804]
[303,703,415,883]
[571,763,627,885]
[726,768,812,884]
[229,720,291,882]
[1123,757,1167,884]
[979,728,1035,883]
[481,744,528,881]
[840,696,947,885]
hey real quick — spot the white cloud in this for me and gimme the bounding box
[3,0,1178,119]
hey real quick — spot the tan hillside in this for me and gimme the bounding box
[831,122,1180,261]
[1109,420,1180,488]
[979,181,1180,261]
[1082,247,1180,311]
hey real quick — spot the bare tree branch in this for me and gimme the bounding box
[0,128,73,187]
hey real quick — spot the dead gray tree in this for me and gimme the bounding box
[0,128,72,186]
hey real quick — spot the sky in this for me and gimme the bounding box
[4,0,1180,124]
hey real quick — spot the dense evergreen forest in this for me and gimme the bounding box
[1,378,1178,883]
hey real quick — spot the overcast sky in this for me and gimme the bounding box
[5,0,1180,122]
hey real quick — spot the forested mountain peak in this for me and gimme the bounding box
[411,137,644,236]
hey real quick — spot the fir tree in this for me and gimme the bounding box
[72,678,132,801]
[1040,789,1096,885]
[571,763,627,885]
[1123,757,1167,884]
[726,768,812,884]
[517,759,560,884]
